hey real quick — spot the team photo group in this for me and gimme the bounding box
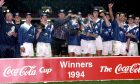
[0,0,139,58]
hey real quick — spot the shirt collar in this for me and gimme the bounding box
[45,24,48,29]
[6,21,14,24]
[23,22,32,30]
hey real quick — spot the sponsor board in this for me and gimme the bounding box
[0,57,140,83]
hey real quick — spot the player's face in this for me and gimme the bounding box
[119,13,126,22]
[26,15,32,23]
[58,13,65,19]
[106,15,110,20]
[116,13,120,20]
[128,18,134,24]
[6,12,13,21]
[92,11,99,18]
[15,15,21,22]
[41,16,47,23]
[134,17,140,25]
[87,14,92,18]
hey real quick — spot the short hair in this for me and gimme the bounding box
[38,23,45,29]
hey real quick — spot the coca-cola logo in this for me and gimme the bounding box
[3,66,36,77]
[115,63,140,74]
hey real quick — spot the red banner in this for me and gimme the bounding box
[0,57,140,83]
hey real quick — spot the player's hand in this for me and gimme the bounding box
[37,28,42,33]
[130,34,136,38]
[7,31,12,36]
[11,32,17,37]
[0,0,5,7]
[94,34,98,38]
[91,34,98,38]
[100,12,105,17]
[119,24,124,29]
[88,14,92,19]
[126,33,133,37]
[86,32,90,36]
[108,3,113,8]
[20,47,25,53]
[67,13,72,17]
[72,14,77,17]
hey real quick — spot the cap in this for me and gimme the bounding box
[77,12,82,15]
[105,12,110,15]
[15,13,20,16]
[26,13,31,15]
[58,9,65,13]
[93,8,99,12]
[68,10,72,13]
[41,13,47,17]
[128,14,134,19]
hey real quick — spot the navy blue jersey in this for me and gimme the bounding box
[90,18,103,35]
[18,23,36,46]
[111,20,119,40]
[15,23,22,43]
[0,7,18,58]
[101,21,113,41]
[128,26,139,42]
[0,7,17,46]
[67,19,79,36]
[15,23,21,32]
[67,20,80,45]
[80,24,96,40]
[111,20,128,42]
[68,35,81,45]
[68,20,79,30]
[37,24,53,43]
[5,23,17,45]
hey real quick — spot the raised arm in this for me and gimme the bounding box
[0,0,6,26]
[108,3,114,21]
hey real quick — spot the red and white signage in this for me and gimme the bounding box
[0,56,140,83]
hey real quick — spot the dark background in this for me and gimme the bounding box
[5,0,139,17]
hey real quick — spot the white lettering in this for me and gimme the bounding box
[60,61,68,68]
[115,63,140,74]
[39,67,52,74]
[100,66,112,72]
[60,61,93,68]
[3,66,36,77]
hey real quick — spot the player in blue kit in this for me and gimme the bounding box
[36,13,53,57]
[134,16,140,55]
[100,12,113,56]
[18,13,36,58]
[67,14,81,57]
[108,3,128,56]
[0,0,18,58]
[90,8,103,56]
[134,16,140,27]
[14,13,22,57]
[126,15,139,56]
[80,17,98,57]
